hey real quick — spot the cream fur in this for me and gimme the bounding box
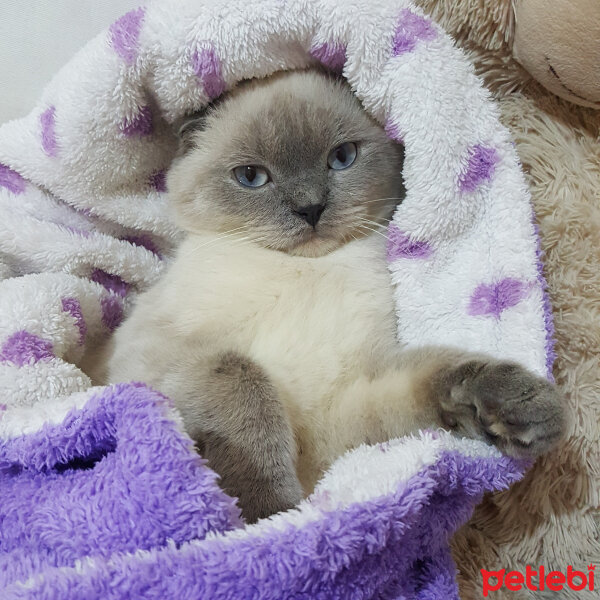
[106,232,436,490]
[105,225,564,498]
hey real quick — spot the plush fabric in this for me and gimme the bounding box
[0,386,523,599]
[0,0,558,597]
[415,1,600,598]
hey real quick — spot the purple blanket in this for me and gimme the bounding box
[1,384,524,599]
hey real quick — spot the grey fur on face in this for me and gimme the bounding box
[168,70,405,257]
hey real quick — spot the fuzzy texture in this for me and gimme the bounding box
[0,0,562,596]
[0,393,523,599]
[511,0,600,109]
[104,70,564,518]
[415,0,600,598]
[0,384,243,592]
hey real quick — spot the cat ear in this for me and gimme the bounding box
[177,112,208,138]
[176,111,209,153]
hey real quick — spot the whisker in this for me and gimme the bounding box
[359,197,405,204]
[355,215,388,225]
[192,230,248,250]
[197,225,248,242]
[175,226,263,261]
[355,217,391,232]
[355,223,390,241]
[343,191,405,205]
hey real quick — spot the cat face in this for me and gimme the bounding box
[168,70,405,257]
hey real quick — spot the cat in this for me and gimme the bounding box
[102,69,565,523]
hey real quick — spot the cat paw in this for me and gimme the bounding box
[435,361,566,458]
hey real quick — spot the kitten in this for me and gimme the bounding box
[103,70,565,523]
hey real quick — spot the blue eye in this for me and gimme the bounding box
[327,142,357,170]
[233,165,270,188]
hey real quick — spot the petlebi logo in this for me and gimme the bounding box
[481,564,596,596]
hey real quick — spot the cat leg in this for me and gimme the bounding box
[326,348,566,461]
[162,351,303,523]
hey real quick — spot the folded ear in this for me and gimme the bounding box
[176,111,209,153]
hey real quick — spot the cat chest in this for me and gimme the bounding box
[189,257,397,385]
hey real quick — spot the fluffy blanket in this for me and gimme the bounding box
[0,0,554,598]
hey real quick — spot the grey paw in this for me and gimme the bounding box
[436,361,566,458]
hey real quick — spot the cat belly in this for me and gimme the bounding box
[107,235,399,489]
[200,241,397,406]
[198,242,399,490]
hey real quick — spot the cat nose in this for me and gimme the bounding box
[292,204,326,227]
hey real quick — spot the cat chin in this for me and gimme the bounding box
[281,234,345,258]
[276,225,377,258]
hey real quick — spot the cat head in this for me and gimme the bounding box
[168,69,405,257]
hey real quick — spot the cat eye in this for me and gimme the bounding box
[327,142,357,170]
[233,165,270,188]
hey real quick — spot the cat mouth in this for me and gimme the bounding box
[284,228,341,257]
